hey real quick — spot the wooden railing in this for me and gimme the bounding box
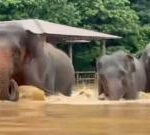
[75,71,97,84]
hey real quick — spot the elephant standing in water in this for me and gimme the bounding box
[14,42,75,96]
[0,23,75,101]
[140,44,150,92]
[97,51,146,100]
[0,24,28,101]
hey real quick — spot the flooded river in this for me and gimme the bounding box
[0,101,150,135]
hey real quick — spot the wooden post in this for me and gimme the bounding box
[102,40,106,55]
[68,44,73,62]
[76,72,79,84]
[41,34,47,42]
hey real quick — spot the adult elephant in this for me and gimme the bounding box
[97,51,146,100]
[140,44,150,92]
[13,41,75,96]
[0,24,30,101]
[0,23,75,100]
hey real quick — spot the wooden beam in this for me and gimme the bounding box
[68,44,73,61]
[41,34,47,42]
[102,40,106,55]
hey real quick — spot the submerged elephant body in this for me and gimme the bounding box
[0,23,75,100]
[97,51,146,100]
[14,42,75,96]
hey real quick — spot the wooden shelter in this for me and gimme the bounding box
[0,19,121,60]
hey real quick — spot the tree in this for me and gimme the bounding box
[0,0,80,26]
[0,0,149,71]
[37,0,81,26]
[70,0,142,70]
[72,0,141,51]
[130,0,150,25]
[0,0,39,20]
[130,0,150,50]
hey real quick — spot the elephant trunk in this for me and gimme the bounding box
[100,75,124,100]
[0,49,19,101]
[106,79,124,100]
[0,71,10,100]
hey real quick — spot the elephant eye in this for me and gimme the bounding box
[120,70,125,75]
[12,47,21,57]
[119,69,126,79]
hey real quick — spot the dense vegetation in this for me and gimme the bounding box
[0,0,150,71]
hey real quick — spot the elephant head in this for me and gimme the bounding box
[97,51,136,100]
[0,23,43,101]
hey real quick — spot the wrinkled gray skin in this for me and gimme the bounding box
[0,24,30,100]
[0,23,74,101]
[97,51,146,100]
[14,42,75,96]
[140,44,150,92]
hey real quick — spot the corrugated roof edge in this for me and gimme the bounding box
[0,19,122,40]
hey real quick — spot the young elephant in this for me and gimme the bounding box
[97,51,146,100]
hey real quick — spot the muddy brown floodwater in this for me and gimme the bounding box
[0,101,149,135]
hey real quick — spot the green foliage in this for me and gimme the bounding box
[0,0,80,25]
[131,0,150,25]
[71,0,145,70]
[130,0,150,49]
[0,0,150,71]
[0,0,39,20]
[37,0,81,25]
[73,41,101,71]
[72,0,141,52]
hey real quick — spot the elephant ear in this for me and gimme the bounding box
[141,51,149,66]
[26,31,44,58]
[126,54,136,73]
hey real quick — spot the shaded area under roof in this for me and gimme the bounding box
[0,19,121,41]
[65,40,90,43]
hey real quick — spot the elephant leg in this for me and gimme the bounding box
[124,86,138,99]
[124,79,138,100]
[98,77,104,95]
[45,75,55,96]
[124,88,137,99]
[23,60,54,95]
[60,82,72,96]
